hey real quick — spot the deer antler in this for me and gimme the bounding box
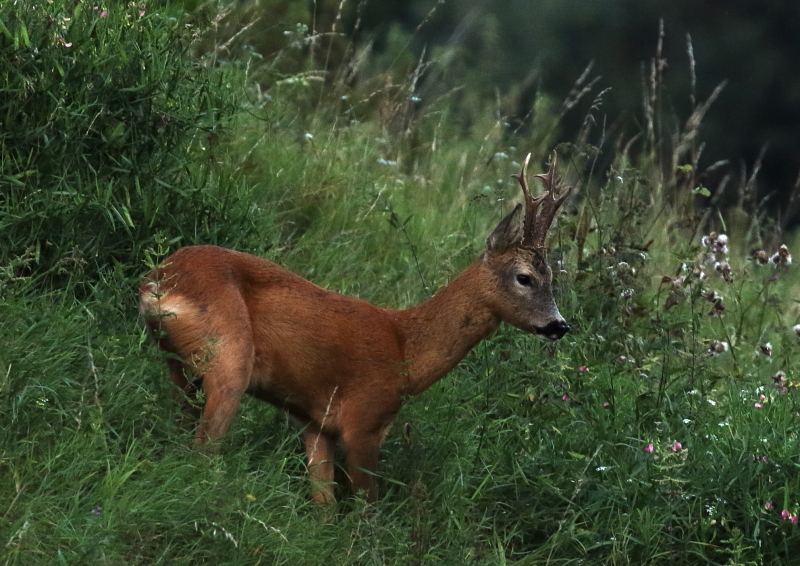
[512,151,571,248]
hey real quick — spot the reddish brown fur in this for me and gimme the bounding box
[140,156,570,503]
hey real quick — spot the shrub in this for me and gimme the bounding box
[0,0,249,289]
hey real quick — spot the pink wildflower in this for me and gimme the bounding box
[792,516,798,524]
[578,366,589,372]
[602,402,610,407]
[766,501,774,510]
[101,9,108,17]
[645,443,654,453]
[561,394,569,401]
[782,510,791,520]
[754,403,763,409]
[672,442,682,452]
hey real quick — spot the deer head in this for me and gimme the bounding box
[484,151,571,340]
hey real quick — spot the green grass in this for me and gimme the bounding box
[3,2,800,564]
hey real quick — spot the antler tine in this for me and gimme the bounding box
[531,151,571,247]
[511,152,545,246]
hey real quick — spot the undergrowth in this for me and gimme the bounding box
[2,2,800,565]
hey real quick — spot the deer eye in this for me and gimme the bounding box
[516,274,532,286]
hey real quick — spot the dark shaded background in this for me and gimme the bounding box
[331,0,799,221]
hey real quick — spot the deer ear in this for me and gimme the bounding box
[486,203,523,253]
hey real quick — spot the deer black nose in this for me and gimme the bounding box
[540,320,570,340]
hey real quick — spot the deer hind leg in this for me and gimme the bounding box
[300,421,337,504]
[193,338,254,451]
[167,358,201,432]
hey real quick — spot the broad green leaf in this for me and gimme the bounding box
[0,19,12,41]
[19,21,29,48]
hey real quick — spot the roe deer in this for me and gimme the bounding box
[139,152,571,503]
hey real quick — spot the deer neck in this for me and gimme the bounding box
[393,260,500,395]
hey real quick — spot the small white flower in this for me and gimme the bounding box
[772,244,793,265]
[707,340,728,355]
[793,324,800,336]
[303,132,313,140]
[714,261,732,280]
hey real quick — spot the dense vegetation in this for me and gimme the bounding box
[2,2,799,564]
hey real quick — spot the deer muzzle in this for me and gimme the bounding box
[536,319,570,341]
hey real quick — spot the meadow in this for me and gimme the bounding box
[2,2,800,564]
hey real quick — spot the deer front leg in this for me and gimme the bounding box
[341,428,385,503]
[301,422,337,504]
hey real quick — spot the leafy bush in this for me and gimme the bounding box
[0,0,250,289]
